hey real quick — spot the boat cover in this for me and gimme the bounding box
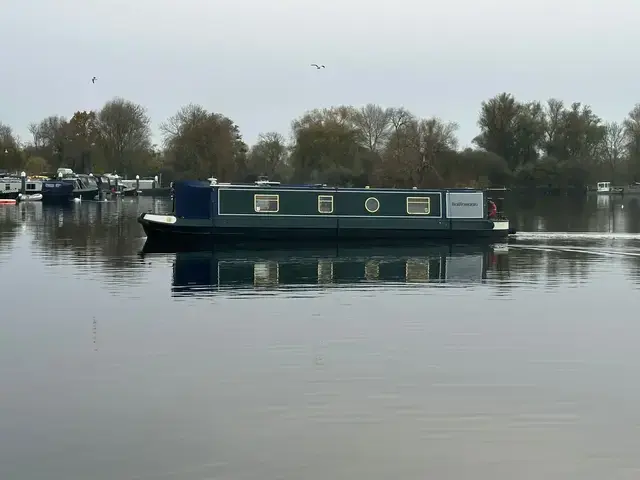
[174,181,212,219]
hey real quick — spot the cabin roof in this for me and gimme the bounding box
[215,184,484,193]
[177,180,485,193]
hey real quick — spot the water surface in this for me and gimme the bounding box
[1,195,640,479]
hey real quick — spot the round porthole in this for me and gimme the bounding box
[365,197,380,213]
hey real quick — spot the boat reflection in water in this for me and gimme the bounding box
[163,243,509,297]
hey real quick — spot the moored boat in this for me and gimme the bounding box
[0,176,43,199]
[138,180,516,247]
[596,181,623,194]
[41,174,99,204]
[16,193,42,202]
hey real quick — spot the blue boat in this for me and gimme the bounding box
[41,175,100,204]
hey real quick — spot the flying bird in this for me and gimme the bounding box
[91,76,97,83]
[311,64,325,69]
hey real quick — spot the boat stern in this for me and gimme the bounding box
[41,180,74,202]
[492,219,517,236]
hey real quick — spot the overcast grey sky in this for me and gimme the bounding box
[2,0,638,148]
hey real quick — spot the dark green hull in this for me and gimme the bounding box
[139,215,514,253]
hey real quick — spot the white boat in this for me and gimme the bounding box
[596,181,622,194]
[0,176,43,198]
[17,193,42,202]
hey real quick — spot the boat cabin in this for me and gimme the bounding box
[1,177,43,196]
[174,182,494,220]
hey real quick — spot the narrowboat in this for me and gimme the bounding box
[138,180,516,246]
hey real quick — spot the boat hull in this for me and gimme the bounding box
[0,191,19,200]
[42,185,99,203]
[139,213,514,249]
[16,193,43,202]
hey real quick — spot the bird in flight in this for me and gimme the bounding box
[91,76,97,83]
[311,64,325,69]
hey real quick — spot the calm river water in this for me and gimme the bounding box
[1,194,640,480]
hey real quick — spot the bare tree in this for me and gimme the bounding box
[34,116,67,146]
[0,122,14,147]
[350,104,392,153]
[161,104,210,145]
[600,121,628,177]
[388,107,414,145]
[28,123,42,149]
[408,117,459,184]
[98,97,152,173]
[0,122,22,170]
[161,104,246,180]
[624,104,640,156]
[248,132,288,177]
[542,98,564,156]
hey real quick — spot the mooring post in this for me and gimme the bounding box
[20,171,26,195]
[136,174,140,191]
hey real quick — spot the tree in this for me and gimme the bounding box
[247,132,289,179]
[382,116,459,187]
[7,93,640,188]
[555,102,605,163]
[599,121,628,179]
[24,156,50,174]
[27,115,69,171]
[65,111,102,173]
[97,97,152,175]
[624,104,640,181]
[29,116,66,150]
[350,104,392,154]
[289,107,367,185]
[0,122,22,171]
[161,104,247,181]
[474,93,545,170]
[542,99,565,157]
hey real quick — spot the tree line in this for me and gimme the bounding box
[1,93,639,189]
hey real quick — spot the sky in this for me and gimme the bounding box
[2,0,639,149]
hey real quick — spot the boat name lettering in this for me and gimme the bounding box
[447,191,484,219]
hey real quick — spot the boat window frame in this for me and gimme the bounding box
[317,195,334,214]
[254,194,280,213]
[406,196,431,215]
[364,196,380,213]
